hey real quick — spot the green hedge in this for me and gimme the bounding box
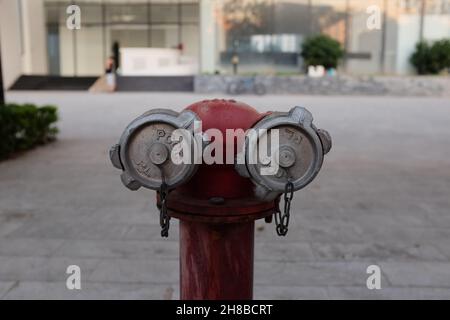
[410,39,450,75]
[0,104,58,160]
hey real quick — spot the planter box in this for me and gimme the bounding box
[194,75,450,96]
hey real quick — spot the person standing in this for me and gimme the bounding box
[231,53,239,75]
[112,41,120,71]
[105,56,116,92]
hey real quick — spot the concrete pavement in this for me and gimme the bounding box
[0,91,449,299]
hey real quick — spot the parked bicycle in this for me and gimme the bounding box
[227,77,267,95]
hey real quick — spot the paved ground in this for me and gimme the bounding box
[0,91,450,300]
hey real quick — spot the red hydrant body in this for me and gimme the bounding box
[166,99,276,299]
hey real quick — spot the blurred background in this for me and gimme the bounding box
[1,0,450,86]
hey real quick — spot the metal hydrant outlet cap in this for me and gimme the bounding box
[110,109,200,191]
[238,106,332,200]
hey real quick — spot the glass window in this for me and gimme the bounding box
[221,0,273,52]
[273,0,311,37]
[181,3,199,23]
[151,1,179,24]
[45,4,62,25]
[47,25,61,75]
[108,26,150,48]
[44,0,200,76]
[106,4,148,24]
[78,3,103,25]
[150,24,179,48]
[218,0,290,73]
[44,1,70,25]
[311,0,347,44]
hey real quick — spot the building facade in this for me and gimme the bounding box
[1,0,450,88]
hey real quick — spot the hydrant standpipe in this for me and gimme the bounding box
[110,99,331,300]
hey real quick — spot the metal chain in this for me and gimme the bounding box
[157,166,170,238]
[274,181,294,236]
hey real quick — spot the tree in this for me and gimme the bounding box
[301,34,344,70]
[0,42,4,105]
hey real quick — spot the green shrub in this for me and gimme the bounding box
[410,39,450,75]
[0,103,58,160]
[431,39,450,70]
[410,41,437,74]
[301,34,344,70]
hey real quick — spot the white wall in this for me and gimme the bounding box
[395,14,450,75]
[0,0,23,88]
[396,15,421,74]
[383,17,399,74]
[423,15,450,40]
[346,11,383,74]
[0,0,48,88]
[347,12,450,75]
[21,0,48,75]
[76,26,104,76]
[121,48,197,76]
[200,0,216,73]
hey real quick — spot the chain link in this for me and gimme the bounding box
[156,166,170,238]
[274,181,294,236]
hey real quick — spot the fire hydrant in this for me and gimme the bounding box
[110,99,331,300]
